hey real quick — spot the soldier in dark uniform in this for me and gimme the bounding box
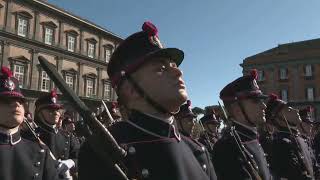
[78,21,217,180]
[175,100,217,179]
[298,106,320,179]
[313,120,320,164]
[0,66,62,180]
[299,106,315,145]
[212,69,272,180]
[97,102,121,127]
[175,100,197,137]
[34,89,80,179]
[198,110,221,152]
[266,94,315,179]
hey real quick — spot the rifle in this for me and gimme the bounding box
[38,56,129,180]
[218,101,262,180]
[281,112,313,179]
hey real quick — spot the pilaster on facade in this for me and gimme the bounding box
[77,62,84,96]
[79,29,84,55]
[98,36,101,60]
[4,0,13,33]
[30,49,39,90]
[58,20,64,48]
[97,67,102,98]
[33,10,40,41]
[2,41,10,67]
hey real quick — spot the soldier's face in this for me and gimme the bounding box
[280,106,301,126]
[132,57,188,112]
[300,121,313,135]
[179,116,195,135]
[242,98,267,124]
[40,108,62,125]
[0,98,25,128]
[205,122,219,134]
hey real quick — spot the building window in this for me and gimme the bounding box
[41,71,50,92]
[279,68,288,80]
[17,17,28,37]
[280,89,288,102]
[257,70,265,82]
[305,64,313,77]
[67,35,76,52]
[44,27,54,45]
[103,82,111,100]
[65,74,74,89]
[104,45,113,63]
[306,88,315,101]
[86,78,94,97]
[13,64,25,88]
[88,42,95,58]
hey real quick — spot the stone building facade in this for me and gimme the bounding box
[0,0,122,115]
[241,38,320,121]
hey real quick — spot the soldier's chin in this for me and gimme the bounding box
[178,89,188,101]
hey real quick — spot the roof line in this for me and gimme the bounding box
[33,0,123,39]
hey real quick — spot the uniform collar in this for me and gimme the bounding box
[127,110,181,141]
[36,118,59,134]
[233,120,258,141]
[0,129,21,145]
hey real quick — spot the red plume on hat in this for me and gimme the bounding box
[142,21,158,37]
[50,88,57,98]
[307,106,314,112]
[269,93,278,101]
[111,102,118,109]
[1,66,13,79]
[250,69,258,80]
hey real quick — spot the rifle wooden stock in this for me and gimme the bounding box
[38,56,129,180]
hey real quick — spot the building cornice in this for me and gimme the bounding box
[17,0,123,42]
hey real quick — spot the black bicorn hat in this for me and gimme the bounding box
[0,66,24,99]
[107,21,184,88]
[35,89,63,112]
[299,106,314,124]
[220,69,268,102]
[200,109,220,125]
[175,100,197,119]
[265,93,287,121]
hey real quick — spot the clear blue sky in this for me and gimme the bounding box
[49,0,320,109]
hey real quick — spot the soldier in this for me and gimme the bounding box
[0,66,62,180]
[266,94,315,179]
[34,89,80,179]
[313,120,320,165]
[198,109,221,152]
[175,100,197,137]
[299,106,315,143]
[79,21,217,180]
[97,102,121,127]
[212,69,272,180]
[175,100,217,179]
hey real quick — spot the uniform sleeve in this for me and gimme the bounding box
[271,139,312,180]
[78,138,125,180]
[69,134,80,168]
[42,146,66,180]
[211,139,252,180]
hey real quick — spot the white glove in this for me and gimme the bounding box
[57,159,74,180]
[59,159,75,169]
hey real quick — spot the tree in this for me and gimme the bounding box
[192,107,204,115]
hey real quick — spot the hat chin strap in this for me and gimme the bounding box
[237,101,256,127]
[126,75,175,116]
